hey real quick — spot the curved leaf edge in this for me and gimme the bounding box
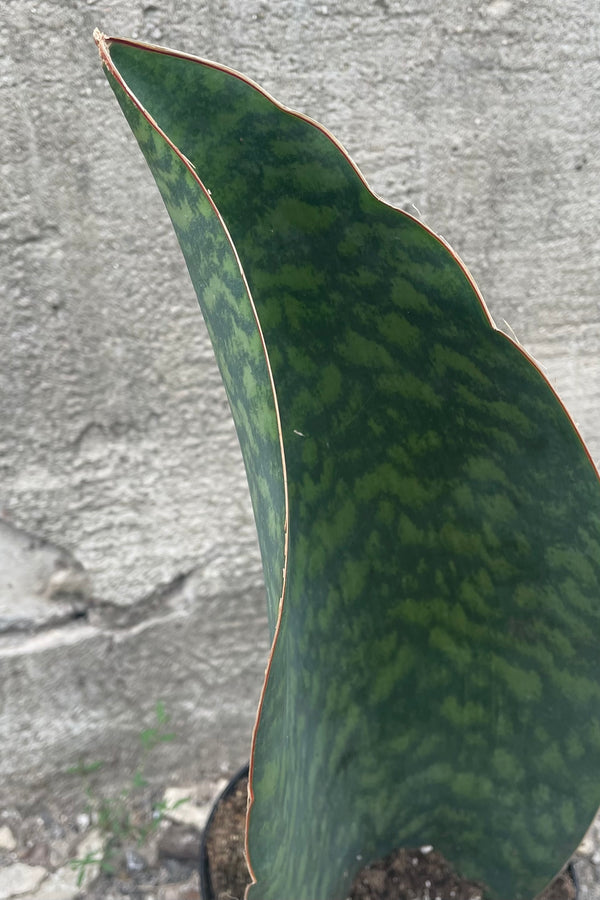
[93,35,290,891]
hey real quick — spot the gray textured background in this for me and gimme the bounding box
[1,0,599,803]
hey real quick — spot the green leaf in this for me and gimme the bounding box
[66,759,104,777]
[154,699,168,725]
[96,32,600,900]
[131,769,148,789]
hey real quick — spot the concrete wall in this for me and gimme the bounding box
[1,0,599,802]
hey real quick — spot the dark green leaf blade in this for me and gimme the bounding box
[98,36,287,639]
[98,35,600,900]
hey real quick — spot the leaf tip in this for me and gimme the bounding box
[93,28,111,65]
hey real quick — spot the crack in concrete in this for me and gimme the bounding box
[0,606,88,636]
[0,563,199,657]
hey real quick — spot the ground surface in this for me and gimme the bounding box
[0,774,598,900]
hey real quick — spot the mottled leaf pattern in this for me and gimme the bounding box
[102,57,286,639]
[98,34,600,900]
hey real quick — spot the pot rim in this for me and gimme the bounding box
[199,762,249,900]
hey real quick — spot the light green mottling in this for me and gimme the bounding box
[102,38,600,900]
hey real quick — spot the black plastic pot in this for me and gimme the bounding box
[199,764,581,900]
[199,762,249,900]
[569,861,580,899]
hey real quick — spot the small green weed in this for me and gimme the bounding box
[70,849,105,887]
[69,702,190,885]
[65,760,104,777]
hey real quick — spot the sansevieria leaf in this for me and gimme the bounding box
[96,32,600,900]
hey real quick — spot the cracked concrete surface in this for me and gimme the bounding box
[0,522,90,634]
[2,0,600,846]
[0,518,268,805]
